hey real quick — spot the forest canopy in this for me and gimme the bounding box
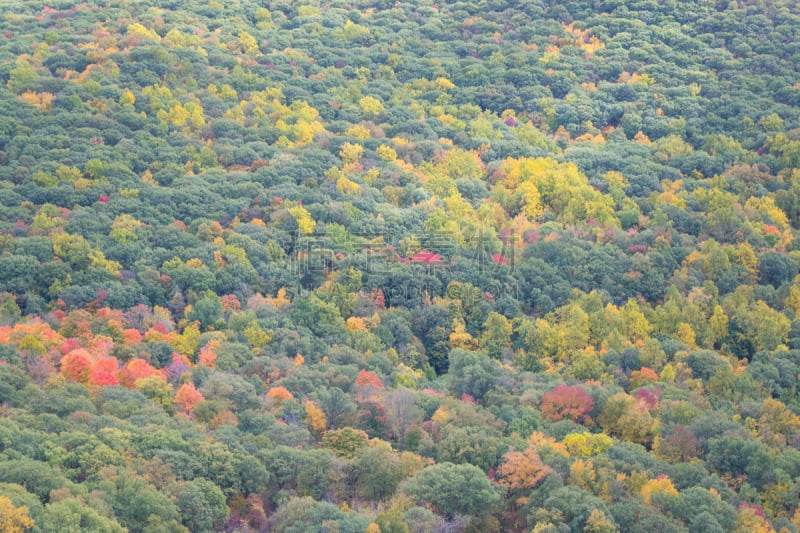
[0,0,799,531]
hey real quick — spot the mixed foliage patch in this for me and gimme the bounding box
[0,0,799,531]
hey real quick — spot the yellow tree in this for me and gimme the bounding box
[562,432,613,457]
[119,89,135,105]
[127,22,160,41]
[358,96,384,116]
[708,305,728,346]
[305,400,328,435]
[244,321,273,350]
[339,142,364,164]
[288,205,316,235]
[621,299,652,343]
[640,475,679,506]
[376,145,397,161]
[736,505,776,533]
[568,459,610,499]
[584,509,619,533]
[238,31,259,55]
[336,176,361,195]
[450,321,479,350]
[599,393,655,446]
[0,496,34,533]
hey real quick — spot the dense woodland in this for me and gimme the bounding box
[0,0,799,531]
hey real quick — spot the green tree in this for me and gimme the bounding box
[111,473,182,532]
[313,387,356,430]
[351,441,404,502]
[448,349,507,403]
[175,478,229,533]
[401,462,502,519]
[271,496,371,533]
[480,312,513,359]
[39,498,126,533]
[7,59,37,94]
[187,291,224,330]
[289,294,346,343]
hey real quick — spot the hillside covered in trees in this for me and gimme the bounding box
[0,0,800,531]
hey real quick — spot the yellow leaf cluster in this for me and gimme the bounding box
[244,322,273,349]
[264,288,291,308]
[336,176,361,195]
[358,96,384,116]
[288,206,316,235]
[127,23,160,41]
[450,323,479,350]
[305,400,327,434]
[346,124,372,139]
[339,142,364,164]
[238,31,259,55]
[640,476,678,505]
[528,431,569,457]
[563,23,605,56]
[0,496,34,533]
[346,317,367,332]
[562,432,613,457]
[376,144,397,161]
[119,89,136,105]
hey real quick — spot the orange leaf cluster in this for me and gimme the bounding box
[4,320,63,348]
[266,386,294,401]
[198,340,219,368]
[174,382,204,415]
[60,349,92,383]
[117,358,163,388]
[355,369,383,389]
[19,91,55,111]
[629,367,659,389]
[497,446,551,491]
[88,356,120,386]
[305,400,328,434]
[123,328,143,344]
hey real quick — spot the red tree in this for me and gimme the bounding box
[88,356,120,386]
[355,369,383,401]
[540,385,594,425]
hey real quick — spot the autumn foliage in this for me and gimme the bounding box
[540,385,595,425]
[60,349,92,383]
[174,382,204,415]
[355,369,383,400]
[0,0,799,531]
[117,358,162,388]
[496,445,551,491]
[305,399,328,434]
[266,386,294,402]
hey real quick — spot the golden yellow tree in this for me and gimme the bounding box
[305,400,328,435]
[640,475,679,505]
[288,205,316,235]
[0,495,34,533]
